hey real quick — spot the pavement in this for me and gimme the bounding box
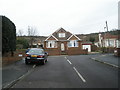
[90,53,119,68]
[2,58,35,88]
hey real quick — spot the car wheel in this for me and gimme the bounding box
[45,59,47,62]
[42,60,45,65]
[25,60,29,65]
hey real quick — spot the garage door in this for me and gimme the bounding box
[82,45,91,52]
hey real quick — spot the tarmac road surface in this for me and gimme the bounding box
[8,55,118,88]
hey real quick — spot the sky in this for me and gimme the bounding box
[0,0,119,36]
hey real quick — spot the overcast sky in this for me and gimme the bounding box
[0,0,119,36]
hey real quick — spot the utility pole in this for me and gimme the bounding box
[105,21,110,53]
[118,1,120,29]
[104,27,106,47]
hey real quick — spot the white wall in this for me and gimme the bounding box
[82,45,91,52]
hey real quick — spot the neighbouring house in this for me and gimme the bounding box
[30,36,47,48]
[76,34,99,52]
[94,42,99,47]
[44,28,88,55]
[17,36,47,48]
[98,33,120,48]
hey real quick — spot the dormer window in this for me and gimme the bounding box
[59,33,65,38]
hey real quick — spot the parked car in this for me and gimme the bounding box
[25,48,48,65]
[25,48,30,53]
[114,48,120,57]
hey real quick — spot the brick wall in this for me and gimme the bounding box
[67,48,88,55]
[44,41,60,55]
[45,48,60,55]
[44,41,88,56]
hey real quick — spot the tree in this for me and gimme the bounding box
[89,37,95,44]
[16,38,29,49]
[2,16,16,56]
[27,26,37,48]
[17,29,24,36]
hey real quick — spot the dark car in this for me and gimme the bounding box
[25,48,30,53]
[114,48,120,57]
[25,48,48,65]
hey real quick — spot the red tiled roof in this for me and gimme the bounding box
[102,33,118,39]
[46,27,81,41]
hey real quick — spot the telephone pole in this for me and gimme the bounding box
[105,21,110,53]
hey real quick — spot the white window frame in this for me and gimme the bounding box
[116,40,120,48]
[109,39,114,47]
[68,40,78,47]
[58,33,65,38]
[47,41,57,48]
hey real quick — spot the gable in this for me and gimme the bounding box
[69,35,78,40]
[47,36,56,40]
[52,28,72,40]
[57,28,66,33]
[67,34,81,40]
[45,35,58,41]
[46,27,81,41]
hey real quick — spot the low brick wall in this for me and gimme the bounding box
[67,48,88,55]
[45,48,60,56]
[2,49,26,66]
[45,48,88,56]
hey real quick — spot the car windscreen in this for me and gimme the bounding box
[28,49,44,54]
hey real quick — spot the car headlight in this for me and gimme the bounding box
[114,50,117,53]
[27,57,30,59]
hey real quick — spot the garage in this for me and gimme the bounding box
[82,43,92,52]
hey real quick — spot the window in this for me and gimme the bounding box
[59,33,65,38]
[116,40,120,48]
[47,41,57,48]
[109,40,114,47]
[105,39,115,47]
[105,40,109,47]
[29,49,44,54]
[68,40,78,47]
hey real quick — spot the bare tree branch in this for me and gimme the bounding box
[27,26,37,48]
[18,29,24,36]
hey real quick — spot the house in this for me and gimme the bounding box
[98,33,120,48]
[76,34,99,52]
[17,36,47,48]
[44,28,88,55]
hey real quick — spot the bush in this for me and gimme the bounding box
[16,38,29,49]
[100,47,115,53]
[2,16,16,55]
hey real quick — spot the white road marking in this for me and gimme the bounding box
[73,67,86,83]
[65,56,67,59]
[67,59,72,65]
[65,57,72,65]
[64,56,86,82]
[33,64,36,68]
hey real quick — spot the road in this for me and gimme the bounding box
[6,54,118,88]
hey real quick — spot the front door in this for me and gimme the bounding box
[61,43,65,51]
[60,43,66,55]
